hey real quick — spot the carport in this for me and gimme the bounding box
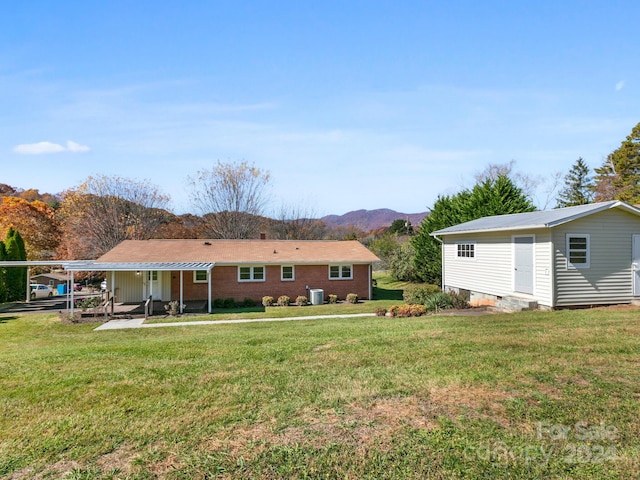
[65,261,216,315]
[0,260,216,316]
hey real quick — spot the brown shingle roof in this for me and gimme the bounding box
[97,239,380,265]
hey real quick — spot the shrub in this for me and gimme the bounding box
[386,304,426,318]
[375,307,387,317]
[424,292,454,312]
[223,297,236,309]
[277,295,291,306]
[164,300,185,316]
[296,295,309,306]
[448,291,470,309]
[243,297,257,307]
[328,294,338,304]
[403,284,442,304]
[346,293,358,304]
[75,296,101,312]
[213,298,225,309]
[262,296,274,307]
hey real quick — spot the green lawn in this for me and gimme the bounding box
[1,306,639,479]
[145,272,405,324]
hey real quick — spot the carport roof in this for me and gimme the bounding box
[64,261,216,272]
[0,260,215,271]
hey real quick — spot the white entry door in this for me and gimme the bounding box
[143,271,163,300]
[632,235,640,296]
[514,236,534,295]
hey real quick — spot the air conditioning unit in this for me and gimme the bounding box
[309,289,324,305]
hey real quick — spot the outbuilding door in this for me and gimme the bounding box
[632,235,640,296]
[514,236,534,295]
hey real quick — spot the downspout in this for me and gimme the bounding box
[368,263,372,300]
[430,233,444,290]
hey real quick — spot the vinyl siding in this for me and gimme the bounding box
[552,209,640,306]
[112,271,171,303]
[442,230,553,306]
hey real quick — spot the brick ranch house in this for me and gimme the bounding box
[87,239,379,312]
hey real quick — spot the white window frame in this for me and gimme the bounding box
[193,270,208,283]
[281,265,295,281]
[329,264,353,280]
[238,265,266,282]
[456,242,476,259]
[566,234,590,269]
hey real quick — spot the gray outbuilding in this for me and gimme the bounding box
[431,201,640,310]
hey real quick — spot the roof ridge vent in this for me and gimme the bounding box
[204,241,211,246]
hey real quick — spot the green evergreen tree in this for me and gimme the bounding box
[593,122,640,203]
[387,218,414,236]
[412,175,535,284]
[5,228,27,301]
[0,241,6,303]
[556,158,594,207]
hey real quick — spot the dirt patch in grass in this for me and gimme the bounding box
[313,338,360,351]
[200,396,444,457]
[202,389,515,458]
[9,460,81,480]
[428,384,513,426]
[94,445,137,474]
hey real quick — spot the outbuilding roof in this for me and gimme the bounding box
[95,239,380,265]
[431,201,640,236]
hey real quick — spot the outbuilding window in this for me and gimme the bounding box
[567,234,590,268]
[456,242,475,258]
[329,264,352,279]
[238,265,265,282]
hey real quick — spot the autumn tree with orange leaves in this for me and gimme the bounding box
[0,197,61,260]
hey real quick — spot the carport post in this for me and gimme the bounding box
[26,268,31,303]
[207,270,212,313]
[180,270,184,314]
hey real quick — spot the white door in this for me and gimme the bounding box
[632,235,640,296]
[514,236,534,295]
[143,271,163,300]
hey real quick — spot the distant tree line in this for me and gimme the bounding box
[1,121,639,291]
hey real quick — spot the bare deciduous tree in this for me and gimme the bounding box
[269,202,328,240]
[188,161,271,239]
[474,160,562,209]
[57,175,171,259]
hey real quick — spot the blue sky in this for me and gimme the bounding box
[1,1,638,216]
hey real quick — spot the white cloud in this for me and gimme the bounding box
[13,140,90,155]
[615,80,625,91]
[65,140,90,153]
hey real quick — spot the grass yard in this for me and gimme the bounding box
[1,305,639,479]
[145,272,406,324]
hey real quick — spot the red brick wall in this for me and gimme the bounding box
[170,264,372,302]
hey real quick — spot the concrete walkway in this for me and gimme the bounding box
[94,313,376,331]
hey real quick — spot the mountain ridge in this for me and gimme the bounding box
[321,208,428,231]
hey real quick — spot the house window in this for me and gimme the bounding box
[238,265,265,282]
[457,242,475,258]
[329,264,352,279]
[567,234,590,268]
[147,271,158,281]
[281,265,295,281]
[194,270,208,283]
